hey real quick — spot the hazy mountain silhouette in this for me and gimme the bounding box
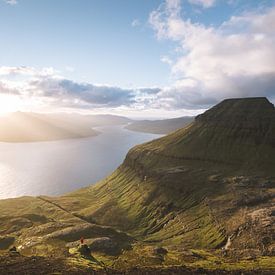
[0,112,130,142]
[125,116,194,134]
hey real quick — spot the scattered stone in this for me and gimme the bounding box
[8,246,20,256]
[77,244,91,257]
[153,247,168,255]
[208,174,221,182]
[9,246,17,252]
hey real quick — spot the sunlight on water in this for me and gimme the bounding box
[0,125,162,199]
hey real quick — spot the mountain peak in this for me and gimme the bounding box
[136,97,275,173]
[196,97,275,124]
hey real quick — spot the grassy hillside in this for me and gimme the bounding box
[0,97,274,273]
[131,97,275,173]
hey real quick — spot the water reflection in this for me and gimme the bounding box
[0,125,162,199]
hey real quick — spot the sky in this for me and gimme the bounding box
[0,0,275,118]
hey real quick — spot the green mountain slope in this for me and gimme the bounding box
[141,97,275,172]
[0,97,274,273]
[63,98,274,242]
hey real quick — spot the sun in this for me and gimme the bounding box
[0,95,22,115]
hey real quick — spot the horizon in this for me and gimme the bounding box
[0,95,273,120]
[0,0,275,118]
[0,109,197,120]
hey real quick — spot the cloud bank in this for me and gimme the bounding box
[188,0,216,8]
[0,66,162,114]
[0,1,275,116]
[4,0,17,5]
[149,0,275,108]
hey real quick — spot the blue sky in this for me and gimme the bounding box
[0,0,170,87]
[0,0,275,118]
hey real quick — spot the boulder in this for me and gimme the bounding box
[88,237,117,254]
[77,244,91,256]
[0,236,15,250]
[153,247,168,255]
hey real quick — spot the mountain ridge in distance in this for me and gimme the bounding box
[0,110,195,142]
[0,112,131,142]
[0,97,274,273]
[125,116,194,134]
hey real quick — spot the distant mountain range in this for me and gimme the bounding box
[0,97,274,273]
[125,116,194,134]
[0,111,194,142]
[0,112,130,142]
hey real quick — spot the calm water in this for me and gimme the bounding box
[0,125,162,199]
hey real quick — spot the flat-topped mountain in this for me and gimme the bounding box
[136,97,275,173]
[197,97,275,124]
[0,98,274,273]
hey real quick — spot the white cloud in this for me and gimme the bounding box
[1,2,275,115]
[149,1,275,108]
[0,66,34,76]
[0,66,163,112]
[131,19,141,27]
[0,81,19,95]
[0,66,58,77]
[161,56,173,65]
[4,0,17,5]
[188,0,216,8]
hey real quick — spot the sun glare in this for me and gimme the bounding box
[0,95,22,115]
